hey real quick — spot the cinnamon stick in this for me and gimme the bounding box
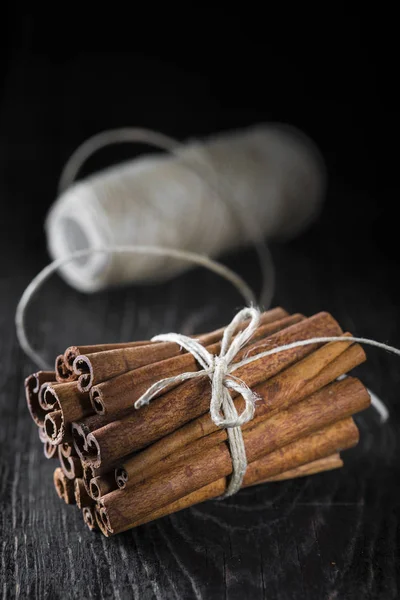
[55,355,77,383]
[102,414,360,534]
[82,463,104,494]
[94,504,110,536]
[59,442,77,457]
[58,445,83,479]
[117,337,363,487]
[265,454,343,482]
[89,474,117,500]
[64,339,151,370]
[82,506,98,531]
[103,454,343,534]
[123,453,345,532]
[57,339,154,383]
[25,371,56,426]
[89,313,302,416]
[74,478,95,509]
[84,312,343,468]
[45,410,63,444]
[71,413,106,462]
[38,427,58,459]
[38,381,62,411]
[74,308,289,392]
[43,382,92,445]
[53,467,76,504]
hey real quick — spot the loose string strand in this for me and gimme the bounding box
[58,128,180,193]
[231,336,400,372]
[15,246,257,369]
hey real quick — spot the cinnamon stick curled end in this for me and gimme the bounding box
[25,371,55,426]
[82,506,98,531]
[73,355,94,393]
[74,478,94,509]
[115,467,128,490]
[94,505,110,536]
[71,422,89,460]
[55,355,76,383]
[38,427,58,459]
[45,410,65,446]
[84,433,102,469]
[64,346,81,370]
[53,467,75,504]
[89,474,117,500]
[58,446,83,479]
[89,389,106,414]
[41,384,60,411]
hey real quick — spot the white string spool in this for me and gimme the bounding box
[46,123,326,295]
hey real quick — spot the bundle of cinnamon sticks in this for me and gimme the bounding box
[25,307,371,536]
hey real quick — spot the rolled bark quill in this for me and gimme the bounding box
[89,474,117,500]
[38,427,58,459]
[53,467,76,504]
[24,307,372,536]
[25,371,56,426]
[74,307,289,392]
[56,340,153,383]
[98,454,345,536]
[55,355,76,383]
[82,506,98,531]
[71,414,107,463]
[43,382,92,445]
[74,478,95,509]
[265,453,343,482]
[58,445,83,479]
[67,307,277,386]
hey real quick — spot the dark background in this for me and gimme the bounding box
[1,11,400,600]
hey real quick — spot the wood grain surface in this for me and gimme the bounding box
[1,48,399,599]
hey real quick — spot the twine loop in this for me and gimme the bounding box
[134,306,262,495]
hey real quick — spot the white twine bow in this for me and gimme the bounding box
[135,306,262,495]
[135,306,261,425]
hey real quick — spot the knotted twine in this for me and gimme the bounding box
[135,306,261,496]
[134,306,400,497]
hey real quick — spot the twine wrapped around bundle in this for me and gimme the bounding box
[25,305,380,536]
[136,307,265,496]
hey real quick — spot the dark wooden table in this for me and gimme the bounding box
[1,46,400,600]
